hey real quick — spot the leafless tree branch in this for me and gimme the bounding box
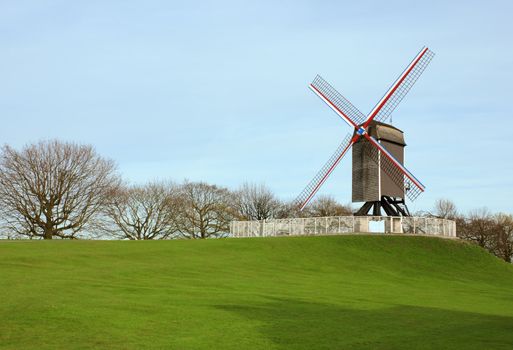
[0,140,120,239]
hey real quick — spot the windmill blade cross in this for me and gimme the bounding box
[296,47,433,210]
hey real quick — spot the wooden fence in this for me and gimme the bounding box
[230,216,456,238]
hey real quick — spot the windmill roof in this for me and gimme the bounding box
[357,121,406,146]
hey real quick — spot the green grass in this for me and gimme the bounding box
[1,236,513,349]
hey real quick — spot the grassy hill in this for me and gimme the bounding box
[1,236,513,349]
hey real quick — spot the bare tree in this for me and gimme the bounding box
[273,196,352,219]
[274,200,302,219]
[455,209,513,263]
[307,195,353,217]
[0,140,120,239]
[492,213,513,263]
[457,208,495,249]
[234,182,280,220]
[174,181,235,239]
[431,198,457,219]
[102,181,179,240]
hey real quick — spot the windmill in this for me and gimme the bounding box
[295,47,435,216]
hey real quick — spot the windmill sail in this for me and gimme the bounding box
[310,75,366,127]
[295,133,355,210]
[364,136,424,201]
[368,48,435,125]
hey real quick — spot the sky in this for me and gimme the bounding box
[0,0,512,214]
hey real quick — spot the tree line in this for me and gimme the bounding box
[429,199,513,263]
[1,140,511,263]
[0,140,350,241]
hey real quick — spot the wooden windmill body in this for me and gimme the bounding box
[352,121,409,216]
